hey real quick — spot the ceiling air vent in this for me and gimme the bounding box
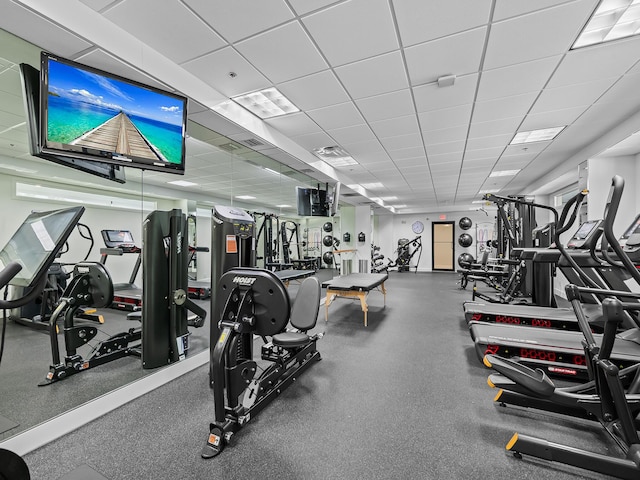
[218,142,243,152]
[240,138,264,147]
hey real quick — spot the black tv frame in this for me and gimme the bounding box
[39,51,188,175]
[19,62,126,184]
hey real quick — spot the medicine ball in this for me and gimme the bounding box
[322,251,334,265]
[458,253,475,268]
[323,222,333,232]
[458,233,473,247]
[323,235,333,247]
[459,217,472,230]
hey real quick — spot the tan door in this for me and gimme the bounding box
[432,222,454,270]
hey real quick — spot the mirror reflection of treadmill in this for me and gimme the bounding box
[99,230,142,311]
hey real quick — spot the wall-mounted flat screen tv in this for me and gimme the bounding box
[19,63,126,183]
[39,51,187,175]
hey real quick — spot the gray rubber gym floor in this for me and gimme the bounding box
[10,272,622,479]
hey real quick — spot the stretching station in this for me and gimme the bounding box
[322,272,388,326]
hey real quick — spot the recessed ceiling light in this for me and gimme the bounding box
[489,169,521,177]
[510,127,565,144]
[168,180,198,187]
[236,195,256,200]
[573,0,640,49]
[232,87,299,119]
[361,182,384,189]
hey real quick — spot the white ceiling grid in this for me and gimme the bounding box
[0,0,637,214]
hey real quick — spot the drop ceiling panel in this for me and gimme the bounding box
[428,151,464,165]
[307,102,365,131]
[468,116,523,138]
[521,105,587,129]
[181,47,270,97]
[396,156,428,168]
[334,51,408,99]
[426,140,466,156]
[532,77,617,113]
[472,92,539,124]
[413,74,478,112]
[291,131,335,150]
[356,89,415,122]
[288,0,337,15]
[404,27,486,86]
[393,0,492,47]
[477,56,562,101]
[265,112,322,137]
[103,0,226,64]
[188,111,251,137]
[326,124,376,145]
[235,22,327,84]
[418,104,473,132]
[302,0,398,67]
[388,146,425,160]
[380,132,424,151]
[422,125,468,145]
[483,1,594,70]
[466,134,513,151]
[493,0,588,21]
[595,72,640,105]
[369,114,420,139]
[277,70,349,111]
[183,0,294,44]
[548,36,640,88]
[80,0,117,11]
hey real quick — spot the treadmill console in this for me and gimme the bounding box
[101,230,139,253]
[566,220,602,250]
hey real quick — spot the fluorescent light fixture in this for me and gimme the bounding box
[361,182,384,189]
[472,200,488,204]
[489,169,521,177]
[264,167,280,175]
[573,0,640,48]
[391,204,407,208]
[510,127,565,144]
[236,195,256,200]
[381,196,398,201]
[312,146,358,167]
[232,87,299,119]
[276,204,292,208]
[168,180,198,187]
[478,189,499,194]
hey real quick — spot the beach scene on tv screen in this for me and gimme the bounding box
[46,58,185,165]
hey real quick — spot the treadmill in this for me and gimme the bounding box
[99,229,143,311]
[469,175,640,381]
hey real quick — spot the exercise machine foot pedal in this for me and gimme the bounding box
[201,425,225,458]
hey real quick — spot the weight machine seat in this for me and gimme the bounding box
[272,276,320,349]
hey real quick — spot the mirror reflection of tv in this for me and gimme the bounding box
[39,51,188,175]
[0,206,85,287]
[19,63,126,183]
[296,186,328,217]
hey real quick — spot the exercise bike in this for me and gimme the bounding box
[202,267,323,458]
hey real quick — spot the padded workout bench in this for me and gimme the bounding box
[322,273,388,326]
[274,269,315,287]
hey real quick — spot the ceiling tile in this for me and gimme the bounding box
[344,140,387,156]
[235,22,327,83]
[183,0,294,43]
[265,112,322,137]
[307,102,365,130]
[356,89,415,122]
[278,70,349,110]
[393,0,492,47]
[477,56,562,101]
[388,146,425,160]
[418,104,473,131]
[334,51,408,99]
[326,124,377,145]
[302,0,398,66]
[288,0,337,15]
[380,132,423,151]
[468,116,523,138]
[483,1,595,70]
[492,0,590,21]
[532,77,615,113]
[291,131,335,150]
[103,0,226,64]
[413,74,478,112]
[181,47,270,97]
[472,92,539,123]
[521,105,588,130]
[422,125,468,145]
[426,140,466,156]
[548,35,640,87]
[369,114,420,139]
[405,27,486,86]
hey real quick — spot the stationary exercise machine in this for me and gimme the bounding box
[202,268,322,458]
[387,236,422,273]
[40,209,206,384]
[99,229,143,311]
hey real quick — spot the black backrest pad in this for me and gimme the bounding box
[290,276,321,332]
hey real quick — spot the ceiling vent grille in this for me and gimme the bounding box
[218,142,243,152]
[240,138,264,147]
